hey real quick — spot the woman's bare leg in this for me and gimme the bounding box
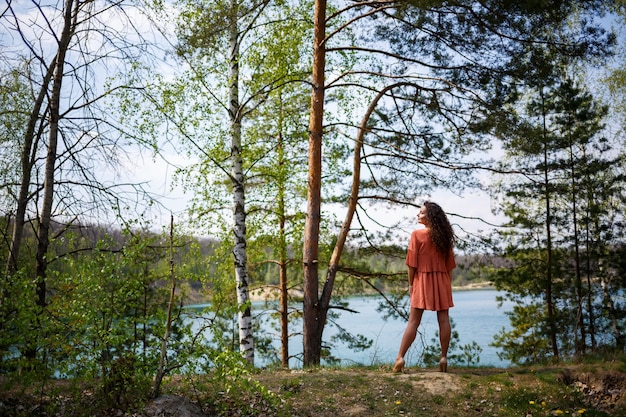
[437,309,451,357]
[395,308,424,362]
[437,309,451,371]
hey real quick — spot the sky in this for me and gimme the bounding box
[2,1,617,249]
[127,145,507,247]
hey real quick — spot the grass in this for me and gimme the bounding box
[166,360,625,417]
[1,361,624,416]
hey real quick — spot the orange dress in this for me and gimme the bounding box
[405,228,456,311]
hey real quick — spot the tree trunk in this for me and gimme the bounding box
[277,121,289,367]
[302,0,326,367]
[568,137,586,356]
[229,0,253,365]
[152,215,176,398]
[4,63,54,280]
[35,0,76,306]
[540,89,559,360]
[584,164,597,349]
[279,200,289,367]
[27,0,76,363]
[318,83,406,336]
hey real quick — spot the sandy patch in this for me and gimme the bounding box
[393,370,464,396]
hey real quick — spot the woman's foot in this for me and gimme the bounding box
[392,358,405,373]
[438,357,447,373]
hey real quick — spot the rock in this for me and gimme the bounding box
[140,395,210,417]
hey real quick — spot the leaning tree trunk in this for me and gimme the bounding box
[228,0,253,365]
[302,0,326,367]
[316,84,409,355]
[4,63,54,279]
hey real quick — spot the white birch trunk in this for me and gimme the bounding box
[229,0,253,365]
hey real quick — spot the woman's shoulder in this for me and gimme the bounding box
[412,228,430,239]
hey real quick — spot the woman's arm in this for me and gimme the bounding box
[408,265,416,288]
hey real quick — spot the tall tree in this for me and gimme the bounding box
[492,79,565,362]
[171,0,312,365]
[550,79,609,354]
[491,77,624,364]
[1,0,161,368]
[302,0,326,368]
[35,0,76,317]
[300,0,614,366]
[245,87,310,367]
[226,0,253,365]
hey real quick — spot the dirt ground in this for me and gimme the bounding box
[249,364,626,417]
[1,363,625,416]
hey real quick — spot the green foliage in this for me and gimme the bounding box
[492,302,554,365]
[456,341,484,368]
[0,224,241,410]
[0,269,43,376]
[183,349,282,416]
[168,0,317,237]
[489,73,626,364]
[0,69,29,209]
[45,234,162,378]
[422,318,483,368]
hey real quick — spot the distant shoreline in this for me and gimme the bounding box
[183,281,498,305]
[246,281,496,302]
[453,281,495,291]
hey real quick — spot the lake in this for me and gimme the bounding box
[248,289,514,369]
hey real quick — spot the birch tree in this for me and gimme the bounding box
[172,0,312,365]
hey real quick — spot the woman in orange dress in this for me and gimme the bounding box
[393,201,456,373]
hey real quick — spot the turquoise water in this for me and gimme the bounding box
[283,289,513,368]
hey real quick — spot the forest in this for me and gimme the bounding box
[1,0,626,414]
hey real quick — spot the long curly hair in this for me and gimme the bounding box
[423,201,456,256]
